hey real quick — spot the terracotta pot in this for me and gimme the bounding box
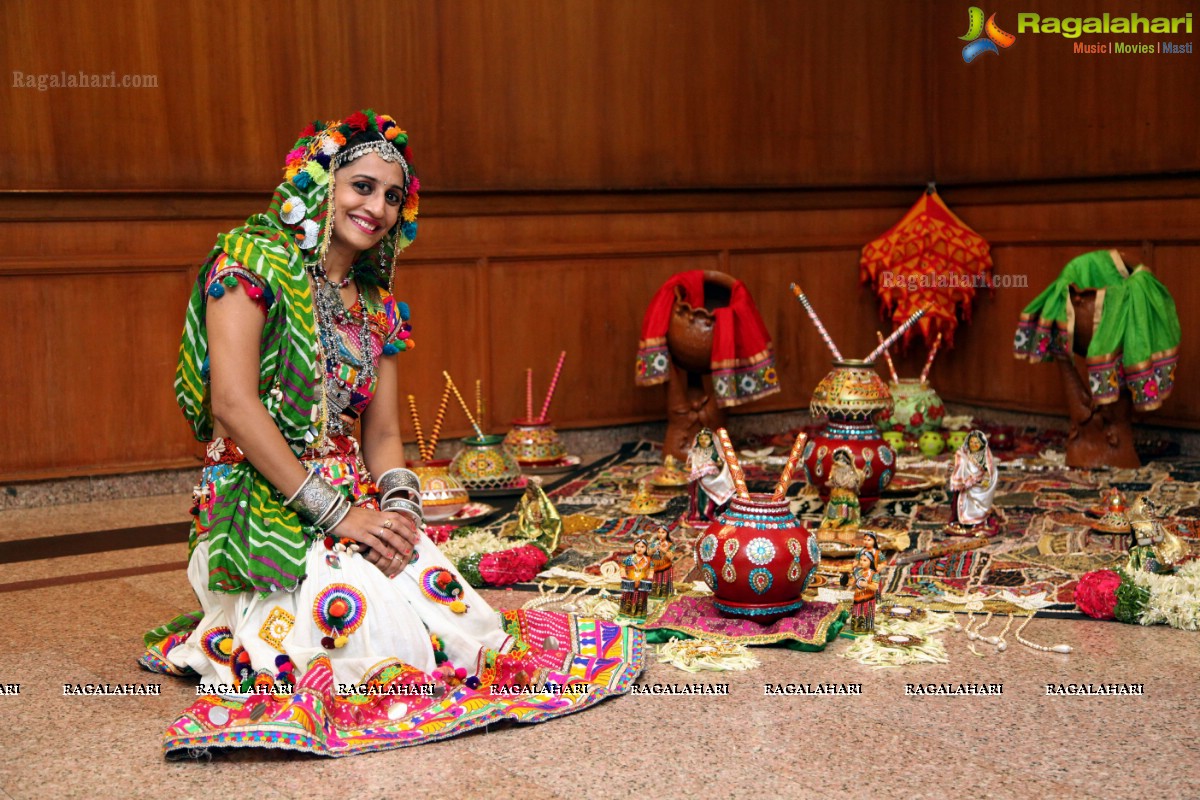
[877,379,945,437]
[449,435,523,491]
[503,419,567,465]
[411,460,469,521]
[695,494,820,623]
[803,360,895,512]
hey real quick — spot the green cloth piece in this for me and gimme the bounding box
[642,609,846,652]
[142,611,204,648]
[1013,250,1180,411]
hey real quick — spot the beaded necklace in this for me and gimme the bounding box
[310,265,376,436]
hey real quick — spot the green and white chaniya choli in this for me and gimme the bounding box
[140,112,643,757]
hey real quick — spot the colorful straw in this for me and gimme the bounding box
[772,432,808,500]
[443,371,485,439]
[876,331,899,384]
[790,282,844,361]
[426,379,453,459]
[715,428,749,498]
[865,307,927,365]
[407,394,427,462]
[537,351,566,423]
[920,333,944,384]
[526,368,534,422]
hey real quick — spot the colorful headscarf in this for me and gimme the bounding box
[175,110,421,594]
[1013,250,1180,411]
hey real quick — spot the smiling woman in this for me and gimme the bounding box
[139,110,644,758]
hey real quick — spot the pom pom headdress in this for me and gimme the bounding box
[272,109,421,290]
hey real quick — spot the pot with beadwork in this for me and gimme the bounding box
[449,434,523,491]
[695,494,820,623]
[503,419,568,466]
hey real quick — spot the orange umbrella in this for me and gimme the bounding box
[860,189,992,350]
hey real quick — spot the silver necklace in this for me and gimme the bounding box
[309,266,376,435]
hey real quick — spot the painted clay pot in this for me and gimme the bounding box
[917,430,945,457]
[695,494,820,623]
[449,434,523,491]
[802,360,895,512]
[882,430,906,452]
[878,379,945,437]
[946,430,968,451]
[503,419,568,465]
[411,460,469,521]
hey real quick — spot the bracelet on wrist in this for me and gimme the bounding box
[378,467,421,503]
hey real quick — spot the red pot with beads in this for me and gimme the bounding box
[802,360,896,512]
[695,494,820,623]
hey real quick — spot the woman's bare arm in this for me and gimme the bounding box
[205,283,417,575]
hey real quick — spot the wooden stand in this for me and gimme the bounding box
[662,271,735,460]
[1058,284,1140,469]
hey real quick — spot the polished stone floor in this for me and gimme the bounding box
[1,488,1198,800]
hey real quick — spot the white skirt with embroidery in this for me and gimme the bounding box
[167,532,514,688]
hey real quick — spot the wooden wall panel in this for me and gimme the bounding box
[0,270,200,477]
[931,0,1200,181]
[1,0,929,191]
[485,254,720,429]
[390,259,488,443]
[4,2,1200,480]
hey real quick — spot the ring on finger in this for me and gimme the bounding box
[382,519,393,530]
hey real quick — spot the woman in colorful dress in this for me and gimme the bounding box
[141,111,643,757]
[686,427,733,522]
[649,526,675,598]
[618,539,654,619]
[819,447,862,533]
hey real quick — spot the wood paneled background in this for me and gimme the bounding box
[2,0,1198,480]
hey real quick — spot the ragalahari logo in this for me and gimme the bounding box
[960,7,1017,62]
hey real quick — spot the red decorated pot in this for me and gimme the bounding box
[695,494,820,623]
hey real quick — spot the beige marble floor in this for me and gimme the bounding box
[1,497,1198,800]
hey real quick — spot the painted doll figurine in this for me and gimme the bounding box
[649,526,675,599]
[686,428,734,523]
[1126,497,1186,574]
[819,448,863,532]
[618,539,654,619]
[849,547,880,634]
[945,430,999,536]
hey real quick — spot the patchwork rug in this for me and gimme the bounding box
[457,440,1200,618]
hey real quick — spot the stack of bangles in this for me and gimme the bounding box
[284,468,423,532]
[377,467,424,525]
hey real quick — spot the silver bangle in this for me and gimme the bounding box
[381,496,424,524]
[282,470,316,506]
[320,497,353,532]
[288,474,342,526]
[378,468,421,501]
[311,495,344,529]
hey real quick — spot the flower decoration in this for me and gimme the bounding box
[280,197,306,225]
[298,218,320,250]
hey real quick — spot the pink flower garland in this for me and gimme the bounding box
[478,545,548,586]
[1075,569,1122,620]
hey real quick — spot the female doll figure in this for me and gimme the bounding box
[849,547,880,634]
[819,448,863,533]
[140,112,642,757]
[619,539,654,619]
[946,430,999,535]
[1126,496,1186,574]
[649,526,675,599]
[686,428,734,523]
